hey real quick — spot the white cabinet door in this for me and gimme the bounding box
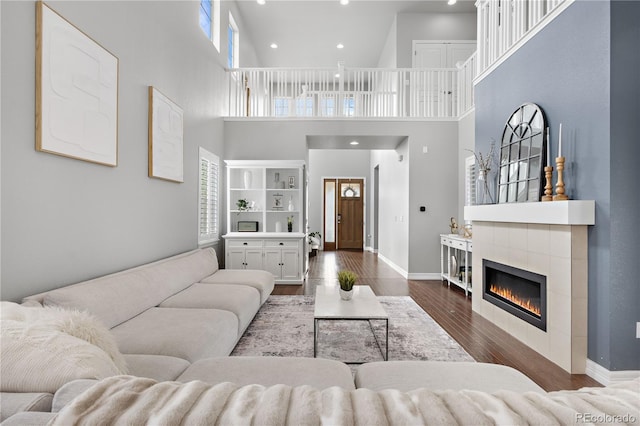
[244,248,263,270]
[281,249,299,281]
[263,248,282,279]
[227,248,246,270]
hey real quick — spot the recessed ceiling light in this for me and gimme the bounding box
[337,43,344,49]
[350,141,359,145]
[270,43,278,49]
[447,0,457,5]
[257,0,266,5]
[340,0,349,5]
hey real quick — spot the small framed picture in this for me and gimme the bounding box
[288,176,295,188]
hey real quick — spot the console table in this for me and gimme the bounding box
[440,234,473,296]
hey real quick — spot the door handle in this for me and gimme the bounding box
[337,213,342,224]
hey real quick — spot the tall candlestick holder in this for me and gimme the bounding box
[553,156,569,201]
[542,166,553,201]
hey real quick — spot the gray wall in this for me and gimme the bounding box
[0,0,241,302]
[396,12,477,68]
[475,1,639,371]
[308,149,372,249]
[609,0,640,372]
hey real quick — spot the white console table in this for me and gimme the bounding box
[440,234,473,296]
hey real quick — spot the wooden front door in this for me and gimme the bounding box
[337,179,364,250]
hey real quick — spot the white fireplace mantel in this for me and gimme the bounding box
[464,200,595,225]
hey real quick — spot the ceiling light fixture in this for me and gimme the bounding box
[257,0,266,5]
[337,43,344,49]
[340,0,349,5]
[350,141,359,145]
[270,43,278,49]
[447,0,457,5]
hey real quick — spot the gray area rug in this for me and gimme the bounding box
[232,295,474,363]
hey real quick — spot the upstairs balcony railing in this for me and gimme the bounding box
[476,0,572,79]
[227,54,476,119]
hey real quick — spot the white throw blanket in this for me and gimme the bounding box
[50,376,640,425]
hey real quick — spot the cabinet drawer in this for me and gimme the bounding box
[450,239,466,250]
[227,240,263,248]
[264,240,299,248]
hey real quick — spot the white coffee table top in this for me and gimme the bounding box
[314,285,388,320]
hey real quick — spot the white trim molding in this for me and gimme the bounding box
[586,359,640,386]
[407,273,442,280]
[377,253,408,279]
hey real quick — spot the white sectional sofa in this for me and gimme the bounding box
[2,247,638,424]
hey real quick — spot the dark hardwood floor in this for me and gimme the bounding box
[273,250,601,392]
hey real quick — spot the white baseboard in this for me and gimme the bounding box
[377,254,408,279]
[364,246,374,252]
[586,359,640,386]
[407,273,441,280]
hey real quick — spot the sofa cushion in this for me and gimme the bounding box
[1,412,56,426]
[199,269,275,304]
[355,361,546,393]
[0,393,53,422]
[0,302,125,394]
[177,356,356,390]
[23,248,220,328]
[159,284,260,334]
[110,308,238,362]
[123,354,191,382]
[51,380,97,413]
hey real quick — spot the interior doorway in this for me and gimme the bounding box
[323,178,365,251]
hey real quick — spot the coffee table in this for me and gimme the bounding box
[313,285,389,363]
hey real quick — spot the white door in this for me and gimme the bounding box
[281,249,299,281]
[412,41,475,117]
[263,248,282,279]
[244,248,263,270]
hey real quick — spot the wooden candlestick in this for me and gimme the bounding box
[553,156,569,201]
[542,166,553,201]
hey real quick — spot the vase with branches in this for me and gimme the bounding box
[467,142,497,205]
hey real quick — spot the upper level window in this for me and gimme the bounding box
[199,0,220,51]
[228,12,239,68]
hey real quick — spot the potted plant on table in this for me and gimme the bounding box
[337,270,357,301]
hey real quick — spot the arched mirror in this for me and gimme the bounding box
[498,103,548,203]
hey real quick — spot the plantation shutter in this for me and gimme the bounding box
[465,155,476,206]
[199,148,219,244]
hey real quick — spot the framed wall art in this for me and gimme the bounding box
[148,86,184,183]
[36,1,119,166]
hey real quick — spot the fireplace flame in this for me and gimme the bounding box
[489,284,541,317]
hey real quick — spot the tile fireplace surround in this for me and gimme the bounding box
[465,201,595,374]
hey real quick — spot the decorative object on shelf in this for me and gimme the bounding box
[36,2,119,167]
[288,196,294,212]
[460,266,472,285]
[553,123,569,201]
[449,217,459,234]
[468,142,497,205]
[274,172,285,189]
[542,126,554,202]
[275,221,282,232]
[272,193,283,210]
[449,255,458,277]
[463,225,472,239]
[236,198,249,213]
[337,270,357,301]
[243,170,252,189]
[288,176,295,189]
[287,216,293,232]
[497,103,547,203]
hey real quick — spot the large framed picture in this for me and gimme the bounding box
[36,1,119,166]
[148,86,184,183]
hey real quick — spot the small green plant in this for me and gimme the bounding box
[337,270,357,291]
[236,198,249,212]
[287,216,293,225]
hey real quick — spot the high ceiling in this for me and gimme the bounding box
[234,0,477,68]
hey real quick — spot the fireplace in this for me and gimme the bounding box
[482,259,547,331]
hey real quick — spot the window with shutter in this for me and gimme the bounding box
[199,147,219,245]
[465,155,476,207]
